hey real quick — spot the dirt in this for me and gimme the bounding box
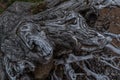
[96,7,120,47]
[34,60,53,80]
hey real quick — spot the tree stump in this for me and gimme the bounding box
[0,0,120,80]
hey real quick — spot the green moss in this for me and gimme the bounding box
[0,7,4,14]
[0,0,44,13]
[30,1,47,14]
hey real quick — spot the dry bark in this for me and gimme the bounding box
[0,0,120,80]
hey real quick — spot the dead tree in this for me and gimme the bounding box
[0,0,120,80]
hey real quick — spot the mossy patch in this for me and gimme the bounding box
[0,7,4,14]
[30,1,47,14]
[0,0,44,14]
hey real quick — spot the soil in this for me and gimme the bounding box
[96,7,120,47]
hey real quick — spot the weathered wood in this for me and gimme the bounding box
[0,0,120,80]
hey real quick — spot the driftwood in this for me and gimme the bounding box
[0,0,120,80]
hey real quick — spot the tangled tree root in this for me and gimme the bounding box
[0,0,120,80]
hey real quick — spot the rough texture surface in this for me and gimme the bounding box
[0,0,120,80]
